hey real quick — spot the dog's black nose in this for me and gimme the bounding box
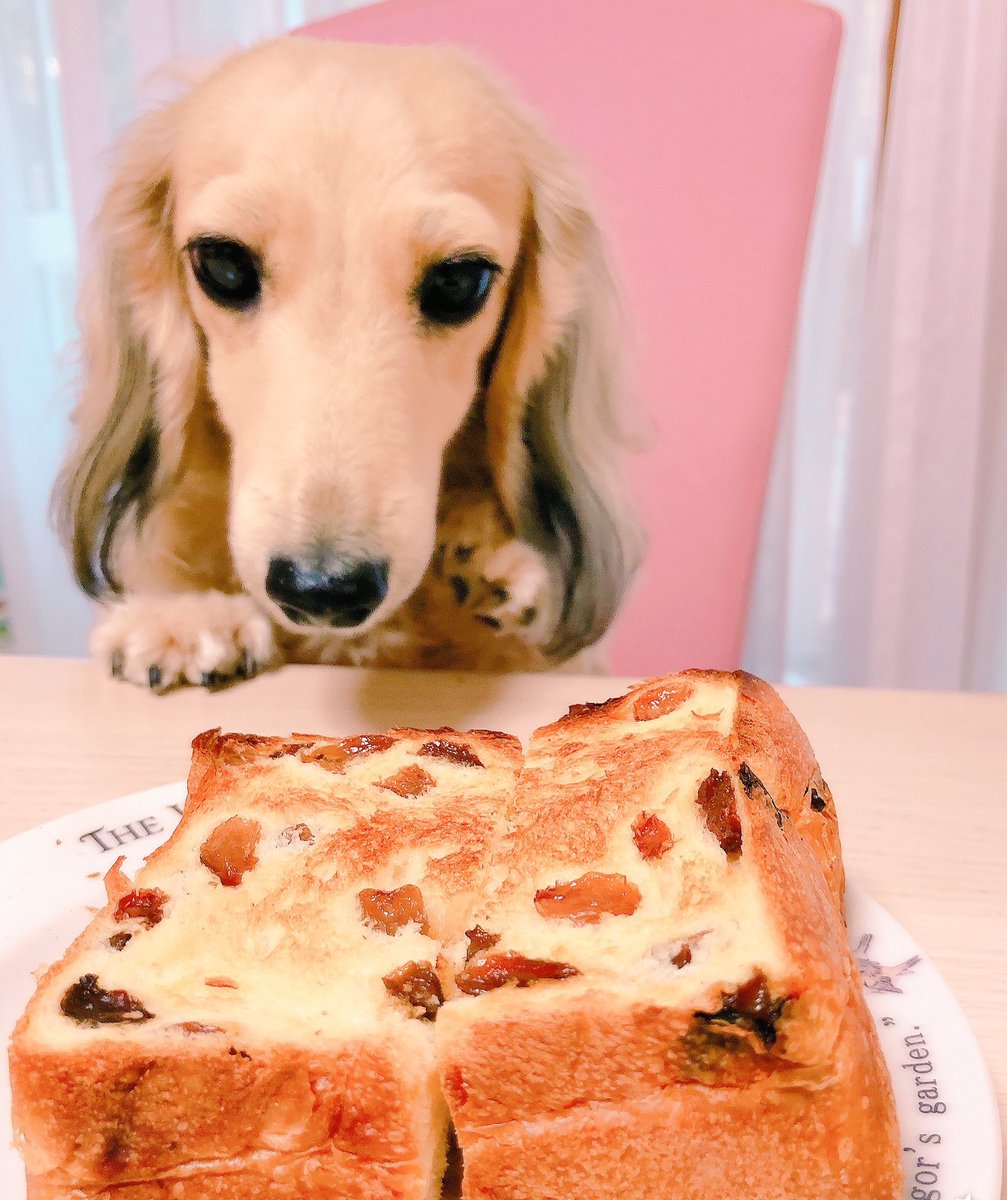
[265,555,389,627]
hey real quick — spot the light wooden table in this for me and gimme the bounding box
[1,655,1004,1186]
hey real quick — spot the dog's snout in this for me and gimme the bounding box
[266,555,389,628]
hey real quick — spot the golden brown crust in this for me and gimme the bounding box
[726,670,846,907]
[25,1150,427,1200]
[11,1037,431,1183]
[457,994,900,1200]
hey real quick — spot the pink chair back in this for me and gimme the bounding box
[302,0,841,676]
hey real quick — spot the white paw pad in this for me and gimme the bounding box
[90,592,276,691]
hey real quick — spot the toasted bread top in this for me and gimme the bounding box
[444,671,849,1074]
[20,727,520,1052]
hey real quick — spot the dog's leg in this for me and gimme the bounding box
[90,592,277,691]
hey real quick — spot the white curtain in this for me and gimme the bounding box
[746,0,1007,692]
[0,0,367,655]
[0,0,86,655]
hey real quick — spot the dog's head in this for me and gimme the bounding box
[58,39,639,657]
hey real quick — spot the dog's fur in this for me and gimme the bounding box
[56,38,641,687]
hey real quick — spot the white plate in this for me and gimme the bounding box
[0,785,1001,1198]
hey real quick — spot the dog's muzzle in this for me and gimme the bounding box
[265,554,389,628]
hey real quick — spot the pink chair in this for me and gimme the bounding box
[303,0,841,676]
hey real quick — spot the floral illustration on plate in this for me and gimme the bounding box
[854,933,921,994]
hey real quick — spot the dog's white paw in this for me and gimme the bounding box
[437,537,554,642]
[90,592,277,691]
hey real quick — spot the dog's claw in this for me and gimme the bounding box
[90,593,275,692]
[439,537,552,644]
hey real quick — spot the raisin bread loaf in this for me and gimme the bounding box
[10,726,520,1199]
[10,671,900,1199]
[436,671,900,1198]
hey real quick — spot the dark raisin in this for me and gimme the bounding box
[383,960,444,1020]
[738,763,764,795]
[694,971,789,1049]
[682,1022,757,1075]
[464,926,501,961]
[456,951,580,995]
[108,931,132,951]
[417,739,483,768]
[739,763,786,829]
[696,770,743,858]
[809,786,827,813]
[671,943,693,969]
[60,975,153,1025]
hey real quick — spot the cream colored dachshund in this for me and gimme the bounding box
[57,38,641,689]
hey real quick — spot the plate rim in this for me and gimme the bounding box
[0,781,186,858]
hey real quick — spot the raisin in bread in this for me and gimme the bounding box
[10,726,520,1200]
[436,670,901,1199]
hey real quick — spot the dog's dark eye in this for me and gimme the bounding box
[188,238,261,310]
[417,256,498,326]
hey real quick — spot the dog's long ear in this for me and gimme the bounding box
[54,100,201,597]
[484,131,643,659]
